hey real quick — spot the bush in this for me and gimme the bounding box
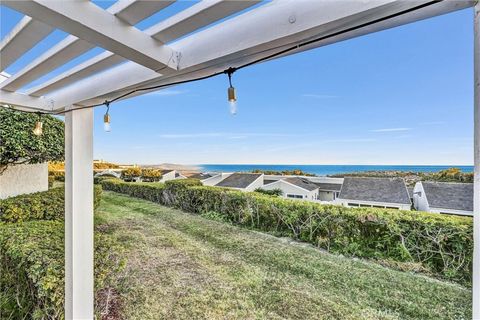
[141,169,162,182]
[0,185,102,223]
[94,175,119,185]
[254,187,283,196]
[101,180,473,285]
[48,171,65,181]
[0,220,124,319]
[48,175,55,188]
[121,168,142,181]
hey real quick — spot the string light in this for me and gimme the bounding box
[103,102,111,132]
[32,113,43,136]
[225,68,237,115]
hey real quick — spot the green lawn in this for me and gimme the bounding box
[97,191,471,320]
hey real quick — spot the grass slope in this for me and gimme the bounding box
[97,191,471,320]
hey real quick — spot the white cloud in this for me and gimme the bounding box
[301,93,337,99]
[158,132,299,139]
[370,128,411,133]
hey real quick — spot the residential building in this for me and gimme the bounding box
[201,173,233,186]
[314,182,342,201]
[336,177,411,210]
[214,173,264,191]
[413,181,473,216]
[262,177,319,200]
[0,163,48,199]
[160,170,177,182]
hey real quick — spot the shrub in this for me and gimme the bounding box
[140,168,162,182]
[254,187,283,196]
[0,185,102,223]
[121,168,142,181]
[49,170,65,181]
[94,175,119,185]
[0,109,64,174]
[48,175,55,188]
[101,180,473,285]
[0,220,124,319]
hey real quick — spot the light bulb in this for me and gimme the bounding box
[33,121,43,136]
[228,86,237,115]
[104,114,111,132]
[229,100,237,115]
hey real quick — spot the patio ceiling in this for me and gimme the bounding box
[0,0,474,113]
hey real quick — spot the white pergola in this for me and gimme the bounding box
[0,0,478,319]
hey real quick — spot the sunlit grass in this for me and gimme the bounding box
[97,191,471,320]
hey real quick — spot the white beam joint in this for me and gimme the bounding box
[3,0,179,71]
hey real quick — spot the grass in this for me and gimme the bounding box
[96,191,471,320]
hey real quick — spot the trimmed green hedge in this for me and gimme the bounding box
[101,179,473,285]
[0,185,102,223]
[0,220,124,319]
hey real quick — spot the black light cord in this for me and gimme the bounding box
[3,0,441,116]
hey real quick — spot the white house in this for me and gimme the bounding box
[160,169,177,182]
[262,177,319,201]
[214,173,263,192]
[413,181,473,216]
[94,169,121,179]
[0,163,48,199]
[336,177,411,210]
[315,182,342,201]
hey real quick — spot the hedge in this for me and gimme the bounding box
[0,185,102,223]
[101,179,473,285]
[0,220,124,319]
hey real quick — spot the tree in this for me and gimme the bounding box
[121,168,142,181]
[0,108,64,174]
[141,169,162,182]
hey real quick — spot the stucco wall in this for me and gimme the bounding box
[0,163,48,199]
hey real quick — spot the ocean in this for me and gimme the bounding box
[198,164,474,176]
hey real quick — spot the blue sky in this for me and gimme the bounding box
[1,3,474,165]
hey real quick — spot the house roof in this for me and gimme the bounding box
[338,177,411,205]
[284,177,319,191]
[422,182,473,212]
[160,169,174,175]
[314,182,342,192]
[215,173,262,189]
[407,187,414,198]
[189,173,214,180]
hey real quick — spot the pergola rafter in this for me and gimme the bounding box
[0,1,478,319]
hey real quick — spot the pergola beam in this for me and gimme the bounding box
[16,0,261,97]
[110,0,175,25]
[42,0,474,111]
[0,16,53,71]
[0,0,169,92]
[3,0,179,72]
[149,0,261,43]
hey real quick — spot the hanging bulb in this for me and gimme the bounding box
[33,113,43,136]
[103,102,111,132]
[104,114,111,132]
[226,68,237,115]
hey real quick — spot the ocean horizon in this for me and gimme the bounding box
[198,164,474,176]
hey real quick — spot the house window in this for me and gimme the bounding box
[359,204,372,208]
[347,203,359,207]
[287,194,303,199]
[386,206,399,210]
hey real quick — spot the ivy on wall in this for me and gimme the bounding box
[0,108,64,173]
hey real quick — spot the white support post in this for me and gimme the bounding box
[65,106,94,319]
[474,2,480,320]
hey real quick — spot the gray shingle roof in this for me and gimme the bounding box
[422,182,473,212]
[407,187,414,198]
[284,177,319,191]
[314,182,342,192]
[338,177,411,205]
[215,173,262,189]
[189,173,213,180]
[160,169,174,175]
